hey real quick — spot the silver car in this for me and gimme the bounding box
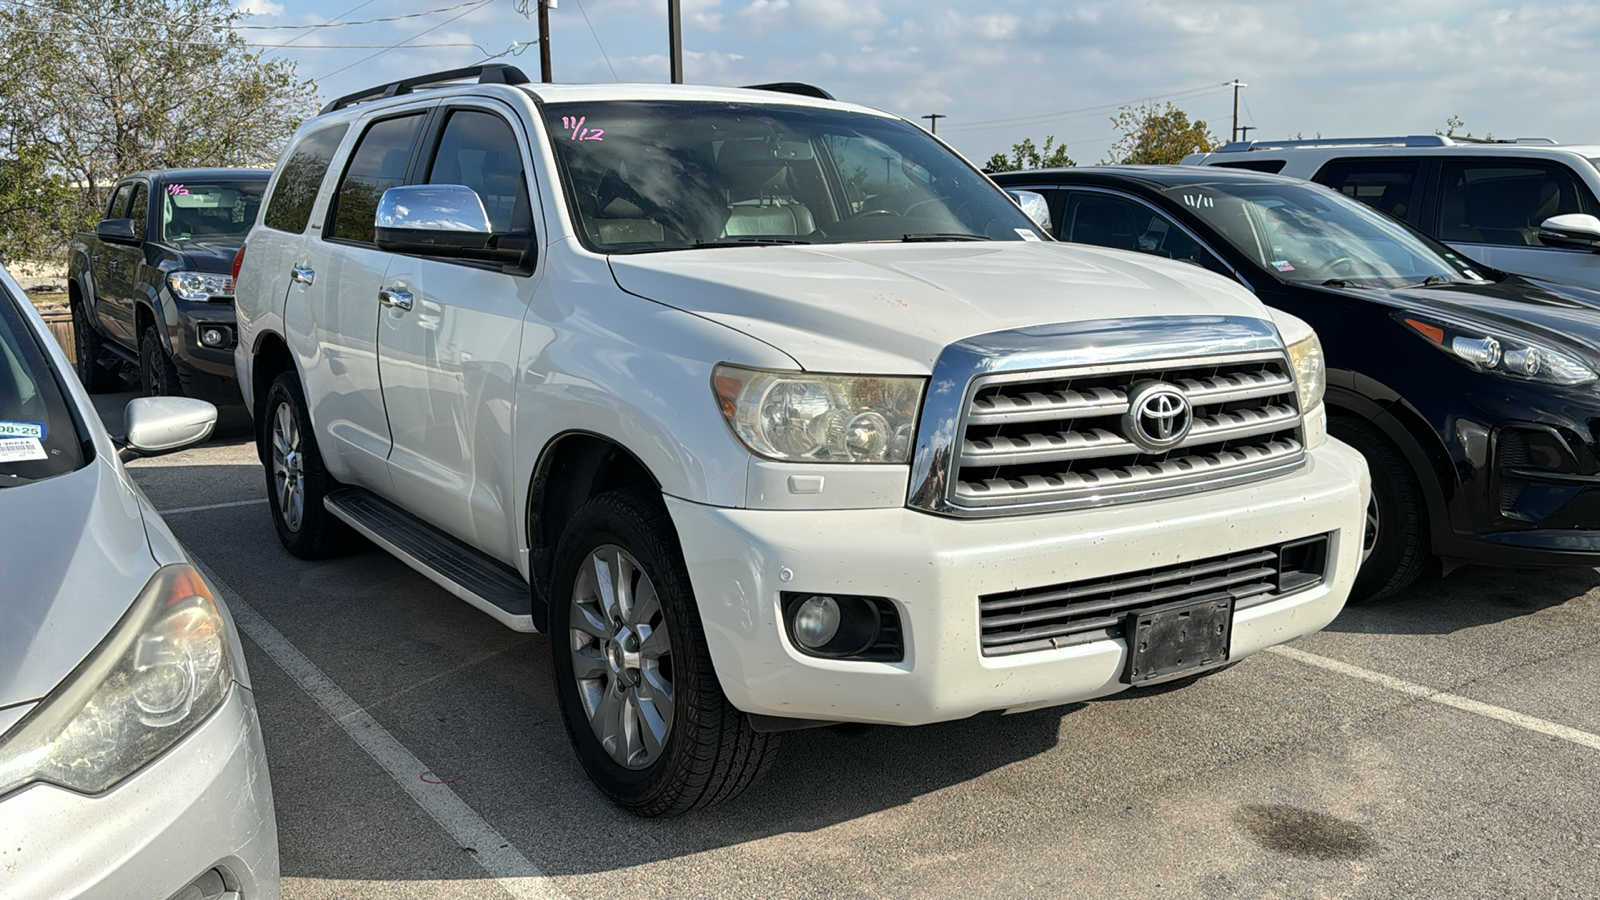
[0,267,279,898]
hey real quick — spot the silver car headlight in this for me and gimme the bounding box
[0,564,236,796]
[1287,332,1326,412]
[713,364,925,464]
[1400,315,1597,385]
[167,271,234,301]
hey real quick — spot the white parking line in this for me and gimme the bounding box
[192,559,569,900]
[1269,644,1600,753]
[158,498,268,515]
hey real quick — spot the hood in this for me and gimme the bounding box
[0,458,158,709]
[1339,275,1600,359]
[175,240,243,273]
[608,242,1269,373]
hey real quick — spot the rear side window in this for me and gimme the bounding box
[1314,158,1423,222]
[1437,161,1593,247]
[1212,159,1286,174]
[327,114,426,243]
[426,110,532,233]
[264,123,350,234]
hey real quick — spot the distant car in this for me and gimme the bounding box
[1183,135,1600,291]
[0,267,279,897]
[995,165,1600,601]
[68,168,269,400]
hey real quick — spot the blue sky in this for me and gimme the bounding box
[235,1,1600,163]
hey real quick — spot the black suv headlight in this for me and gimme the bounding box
[1399,315,1597,385]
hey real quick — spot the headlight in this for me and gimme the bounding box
[1287,332,1326,412]
[1400,315,1597,385]
[0,565,236,796]
[167,271,234,301]
[712,364,925,463]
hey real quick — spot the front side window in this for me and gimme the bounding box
[161,180,266,243]
[1058,190,1231,277]
[1314,158,1423,222]
[1162,180,1485,287]
[264,123,349,234]
[127,184,149,240]
[0,285,87,488]
[327,114,425,243]
[544,101,1041,252]
[1437,161,1592,247]
[427,110,532,233]
[106,183,133,221]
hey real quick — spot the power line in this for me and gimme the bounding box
[0,0,481,31]
[573,0,619,82]
[314,0,494,80]
[264,0,376,56]
[0,23,493,51]
[234,2,486,29]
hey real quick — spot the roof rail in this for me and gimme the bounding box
[321,64,532,114]
[1213,134,1563,153]
[741,82,836,101]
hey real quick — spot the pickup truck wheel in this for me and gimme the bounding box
[71,298,121,393]
[550,487,777,816]
[1330,416,1428,603]
[139,325,183,397]
[264,372,359,559]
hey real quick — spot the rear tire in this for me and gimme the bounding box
[71,296,121,393]
[550,486,777,816]
[1331,416,1429,603]
[263,372,359,559]
[139,325,183,397]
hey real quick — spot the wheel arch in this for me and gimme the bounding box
[249,330,297,464]
[1325,372,1454,552]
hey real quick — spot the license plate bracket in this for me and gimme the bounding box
[1122,594,1233,685]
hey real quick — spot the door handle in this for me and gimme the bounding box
[378,288,413,312]
[291,265,315,285]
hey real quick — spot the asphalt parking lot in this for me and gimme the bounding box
[96,394,1600,899]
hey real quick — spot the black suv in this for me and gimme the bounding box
[995,165,1600,601]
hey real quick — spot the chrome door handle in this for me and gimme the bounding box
[290,266,315,285]
[378,288,413,312]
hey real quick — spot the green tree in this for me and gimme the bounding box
[984,135,1076,172]
[1438,115,1493,141]
[0,144,72,262]
[1102,102,1218,165]
[0,0,317,258]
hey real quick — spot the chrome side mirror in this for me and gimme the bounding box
[374,185,493,253]
[1539,213,1600,252]
[1007,190,1053,235]
[120,396,217,461]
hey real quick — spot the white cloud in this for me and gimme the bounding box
[232,0,283,15]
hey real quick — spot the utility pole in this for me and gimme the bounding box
[668,0,683,83]
[1238,125,1257,142]
[538,0,553,82]
[921,113,946,135]
[1227,79,1247,142]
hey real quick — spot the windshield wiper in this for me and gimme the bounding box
[690,237,812,248]
[900,233,990,242]
[1412,275,1455,287]
[1320,278,1363,288]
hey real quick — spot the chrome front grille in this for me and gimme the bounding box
[950,353,1303,513]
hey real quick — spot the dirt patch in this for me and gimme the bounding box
[1234,804,1376,860]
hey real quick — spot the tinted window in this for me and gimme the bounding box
[0,286,87,488]
[127,184,149,239]
[1437,161,1592,247]
[328,114,425,243]
[426,110,532,233]
[264,124,349,234]
[1212,159,1286,174]
[1314,158,1422,221]
[163,180,267,243]
[106,183,133,220]
[1058,190,1231,277]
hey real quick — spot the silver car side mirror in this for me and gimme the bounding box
[374,184,493,253]
[121,396,217,461]
[1007,190,1053,235]
[1538,213,1600,252]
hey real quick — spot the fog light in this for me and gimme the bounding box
[783,593,894,659]
[199,327,226,347]
[792,596,840,649]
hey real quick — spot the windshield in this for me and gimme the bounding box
[544,101,1043,252]
[161,179,266,243]
[1160,180,1488,288]
[0,285,88,488]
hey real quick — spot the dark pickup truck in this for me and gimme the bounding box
[68,168,269,401]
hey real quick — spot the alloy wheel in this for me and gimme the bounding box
[1362,493,1380,565]
[271,402,306,533]
[568,544,674,770]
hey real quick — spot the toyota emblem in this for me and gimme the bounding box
[1123,382,1193,452]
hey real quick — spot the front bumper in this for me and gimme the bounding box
[0,685,279,899]
[670,438,1369,726]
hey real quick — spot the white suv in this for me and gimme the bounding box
[1185,135,1600,290]
[233,65,1367,815]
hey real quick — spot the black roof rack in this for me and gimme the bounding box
[321,64,532,114]
[741,82,835,101]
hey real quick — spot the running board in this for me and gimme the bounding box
[324,487,537,632]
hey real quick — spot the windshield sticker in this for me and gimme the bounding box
[559,115,604,141]
[0,420,45,440]
[1183,193,1215,209]
[166,183,189,196]
[0,437,48,463]
[1271,259,1296,272]
[1016,228,1042,241]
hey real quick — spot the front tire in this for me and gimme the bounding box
[1332,416,1429,603]
[139,325,183,397]
[263,372,359,559]
[550,487,776,816]
[71,296,121,393]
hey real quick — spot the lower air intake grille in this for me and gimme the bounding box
[978,534,1331,657]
